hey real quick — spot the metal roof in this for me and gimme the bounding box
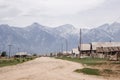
[91,42,120,50]
[16,52,28,55]
[79,44,91,51]
[97,47,120,53]
[72,48,79,54]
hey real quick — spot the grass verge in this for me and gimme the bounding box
[56,57,107,66]
[0,57,36,67]
[56,57,119,77]
[74,68,100,75]
[75,68,114,76]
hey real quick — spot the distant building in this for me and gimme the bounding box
[14,52,31,58]
[72,48,79,58]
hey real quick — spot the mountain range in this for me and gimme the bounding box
[0,22,120,54]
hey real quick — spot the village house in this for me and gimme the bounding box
[72,42,120,60]
[78,44,91,58]
[91,42,120,60]
[72,44,91,58]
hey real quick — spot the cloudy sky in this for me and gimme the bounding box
[0,0,120,28]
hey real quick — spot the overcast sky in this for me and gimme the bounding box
[0,0,120,28]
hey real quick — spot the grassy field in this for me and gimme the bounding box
[74,68,114,76]
[56,57,107,66]
[0,57,36,67]
[56,57,120,76]
[75,68,100,75]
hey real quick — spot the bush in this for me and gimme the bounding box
[22,59,25,62]
[33,54,37,56]
[15,58,21,62]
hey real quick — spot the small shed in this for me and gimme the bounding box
[71,48,79,58]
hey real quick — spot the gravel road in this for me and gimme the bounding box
[0,57,110,80]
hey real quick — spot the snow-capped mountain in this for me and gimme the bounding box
[0,22,120,54]
[54,24,79,38]
[85,22,120,42]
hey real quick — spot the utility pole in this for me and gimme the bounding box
[8,45,12,58]
[78,29,82,58]
[65,39,68,54]
[61,42,63,53]
[63,38,68,54]
[18,48,20,52]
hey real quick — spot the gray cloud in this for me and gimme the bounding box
[0,7,22,19]
[0,5,9,9]
[0,0,120,28]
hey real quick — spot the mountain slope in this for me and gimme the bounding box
[0,22,120,54]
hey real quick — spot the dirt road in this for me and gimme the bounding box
[0,57,113,80]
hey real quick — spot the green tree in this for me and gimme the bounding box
[50,53,53,57]
[1,51,7,57]
[33,53,37,56]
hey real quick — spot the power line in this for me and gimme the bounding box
[65,39,68,53]
[78,28,82,58]
[63,38,68,53]
[18,48,20,52]
[8,44,12,58]
[61,42,63,53]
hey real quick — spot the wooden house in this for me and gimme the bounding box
[79,44,91,58]
[91,42,120,60]
[72,42,120,60]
